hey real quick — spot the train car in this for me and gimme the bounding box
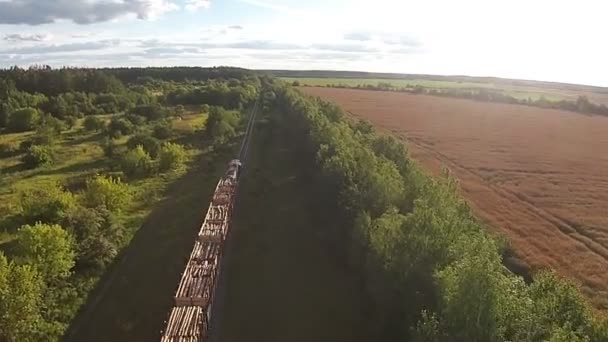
[160,159,244,342]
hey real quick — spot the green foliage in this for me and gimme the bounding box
[152,121,173,139]
[84,175,131,212]
[83,116,104,132]
[62,206,123,272]
[21,145,54,168]
[8,107,41,132]
[0,256,44,342]
[131,104,168,121]
[32,116,65,145]
[106,117,134,138]
[15,223,76,282]
[120,145,156,178]
[19,183,76,224]
[205,106,240,142]
[159,142,187,171]
[126,133,161,158]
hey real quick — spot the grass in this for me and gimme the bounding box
[217,117,370,342]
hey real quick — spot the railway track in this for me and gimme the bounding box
[160,101,259,342]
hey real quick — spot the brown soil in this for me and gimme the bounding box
[301,87,608,308]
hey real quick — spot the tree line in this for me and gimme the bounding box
[296,81,608,117]
[268,80,608,341]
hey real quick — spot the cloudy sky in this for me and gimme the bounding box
[0,0,606,86]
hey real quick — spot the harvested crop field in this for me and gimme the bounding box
[301,86,608,308]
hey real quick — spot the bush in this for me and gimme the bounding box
[21,145,54,168]
[32,118,64,145]
[83,116,104,132]
[84,175,131,212]
[0,142,20,157]
[132,104,168,121]
[106,117,134,138]
[124,113,147,126]
[126,133,160,158]
[7,107,40,132]
[62,206,123,272]
[100,137,118,158]
[20,183,76,224]
[15,223,75,282]
[159,142,187,171]
[152,122,173,139]
[120,145,155,178]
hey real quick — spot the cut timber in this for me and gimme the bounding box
[160,306,207,342]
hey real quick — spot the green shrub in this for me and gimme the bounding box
[32,117,65,145]
[131,104,168,121]
[21,145,54,168]
[84,175,131,212]
[120,145,155,178]
[124,113,147,125]
[15,223,75,282]
[159,142,187,171]
[7,107,41,132]
[126,133,160,158]
[20,183,76,224]
[106,117,134,138]
[62,206,122,272]
[100,137,118,158]
[152,122,173,139]
[83,116,104,132]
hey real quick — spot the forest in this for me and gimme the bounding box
[266,80,608,341]
[0,66,259,341]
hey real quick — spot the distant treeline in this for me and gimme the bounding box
[265,79,608,341]
[0,66,260,131]
[266,69,608,94]
[296,81,608,117]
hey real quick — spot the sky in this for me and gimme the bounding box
[0,0,606,86]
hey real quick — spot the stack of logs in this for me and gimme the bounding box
[161,160,241,342]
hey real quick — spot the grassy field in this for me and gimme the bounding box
[217,116,371,342]
[281,77,608,104]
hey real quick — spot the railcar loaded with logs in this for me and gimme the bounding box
[160,159,242,342]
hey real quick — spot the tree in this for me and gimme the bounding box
[15,223,76,282]
[83,116,104,132]
[8,107,40,132]
[21,145,54,169]
[120,145,155,178]
[62,206,123,272]
[159,142,187,171]
[84,175,131,212]
[19,183,76,224]
[126,133,161,158]
[152,121,173,139]
[0,259,43,342]
[106,117,134,138]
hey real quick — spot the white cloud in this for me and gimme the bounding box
[0,0,179,25]
[185,0,211,11]
[4,33,53,42]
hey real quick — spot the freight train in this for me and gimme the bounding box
[160,159,242,342]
